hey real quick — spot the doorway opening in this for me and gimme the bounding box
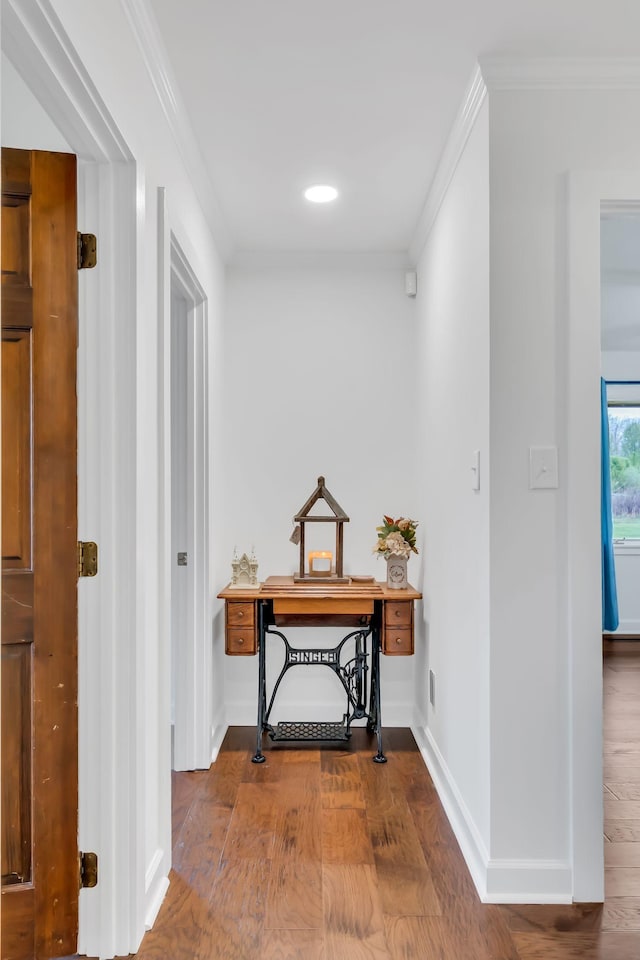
[600,208,640,648]
[600,209,640,908]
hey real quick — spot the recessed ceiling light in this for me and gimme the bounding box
[304,184,338,203]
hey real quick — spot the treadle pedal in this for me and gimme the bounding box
[269,721,350,742]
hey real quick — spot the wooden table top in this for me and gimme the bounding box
[218,575,422,602]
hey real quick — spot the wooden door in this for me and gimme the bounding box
[1,149,78,959]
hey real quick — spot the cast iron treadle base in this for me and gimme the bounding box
[269,721,350,742]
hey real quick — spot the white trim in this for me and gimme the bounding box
[78,158,142,959]
[602,267,640,286]
[170,234,212,771]
[614,540,640,556]
[144,847,165,893]
[602,200,640,216]
[210,715,229,763]
[411,723,489,900]
[2,0,129,161]
[231,250,412,271]
[408,64,487,263]
[412,723,573,903]
[153,182,173,915]
[608,620,640,634]
[119,0,233,260]
[480,56,640,90]
[144,877,169,932]
[566,170,640,902]
[484,861,572,904]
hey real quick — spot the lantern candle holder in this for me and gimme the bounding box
[291,477,349,583]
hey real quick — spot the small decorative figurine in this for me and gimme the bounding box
[230,546,259,588]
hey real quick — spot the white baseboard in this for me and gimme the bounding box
[210,716,228,762]
[608,618,640,635]
[411,722,489,898]
[484,860,572,903]
[144,848,169,930]
[410,722,572,904]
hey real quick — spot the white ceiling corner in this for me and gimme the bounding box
[139,1,640,262]
[479,55,640,90]
[120,0,235,260]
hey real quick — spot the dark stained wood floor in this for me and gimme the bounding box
[127,654,640,960]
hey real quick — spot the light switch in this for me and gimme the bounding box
[529,446,558,489]
[471,450,480,491]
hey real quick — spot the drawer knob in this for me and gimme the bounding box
[395,636,402,644]
[238,637,244,644]
[238,610,244,618]
[395,609,402,617]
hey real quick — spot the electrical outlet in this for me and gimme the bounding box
[429,669,436,708]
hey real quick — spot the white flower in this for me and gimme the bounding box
[383,532,411,558]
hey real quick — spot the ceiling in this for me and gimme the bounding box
[147,0,640,259]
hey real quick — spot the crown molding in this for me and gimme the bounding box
[601,200,640,217]
[120,0,234,261]
[230,250,412,271]
[479,56,640,90]
[408,64,487,263]
[602,267,640,286]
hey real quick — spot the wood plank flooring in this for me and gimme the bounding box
[126,650,640,959]
[603,640,640,944]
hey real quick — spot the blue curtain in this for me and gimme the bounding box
[601,378,619,631]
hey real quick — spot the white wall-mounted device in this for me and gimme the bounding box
[405,270,417,298]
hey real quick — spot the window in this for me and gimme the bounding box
[609,402,640,540]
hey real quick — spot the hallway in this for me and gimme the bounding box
[127,705,639,960]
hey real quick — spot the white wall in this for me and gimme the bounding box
[487,81,640,900]
[414,101,491,876]
[222,256,420,726]
[2,2,226,955]
[409,72,640,905]
[1,51,70,149]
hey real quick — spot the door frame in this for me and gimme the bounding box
[168,233,211,771]
[567,170,640,900]
[1,1,158,955]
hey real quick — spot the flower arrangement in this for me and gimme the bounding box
[373,516,419,559]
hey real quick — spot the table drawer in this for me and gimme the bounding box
[385,601,413,626]
[227,601,255,627]
[382,625,414,656]
[226,626,257,656]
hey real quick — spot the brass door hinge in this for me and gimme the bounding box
[77,541,98,578]
[79,851,98,889]
[77,232,97,269]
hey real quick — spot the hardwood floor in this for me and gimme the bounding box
[127,657,640,959]
[603,641,640,942]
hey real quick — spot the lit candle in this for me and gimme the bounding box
[308,550,333,576]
